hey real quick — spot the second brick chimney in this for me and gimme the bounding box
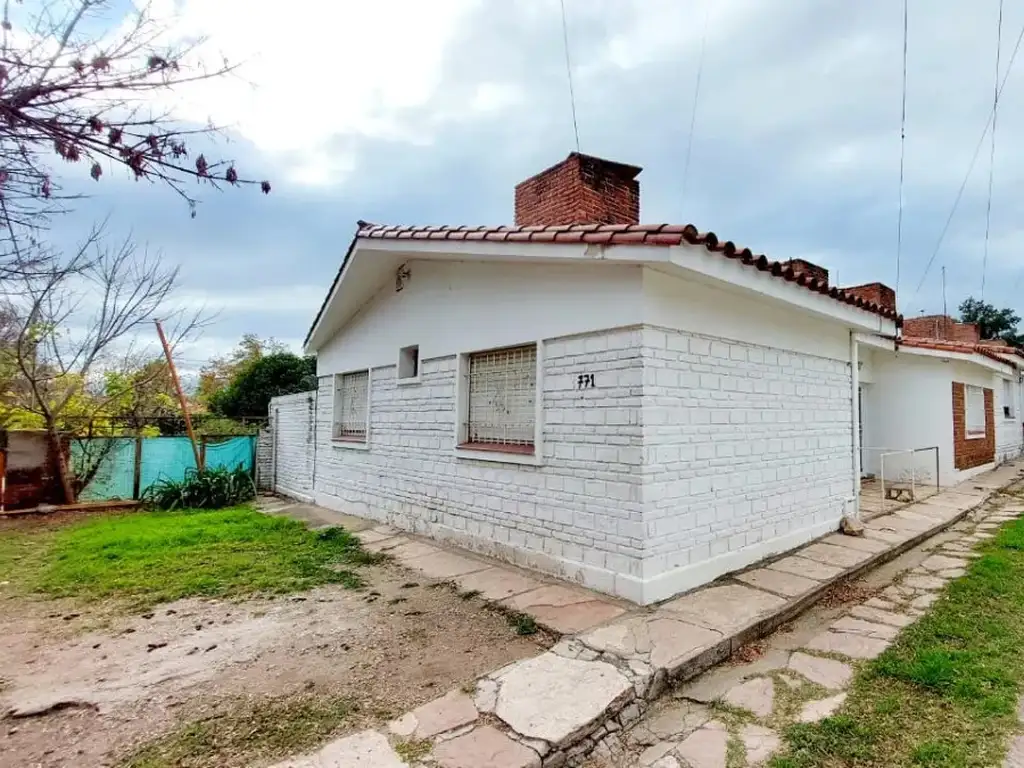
[514,152,641,227]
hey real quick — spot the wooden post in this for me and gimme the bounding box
[154,319,203,472]
[132,433,143,499]
[199,436,207,472]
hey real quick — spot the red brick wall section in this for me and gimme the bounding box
[904,315,981,343]
[781,259,829,287]
[842,282,896,313]
[904,315,951,339]
[951,322,981,344]
[514,153,641,227]
[952,382,996,470]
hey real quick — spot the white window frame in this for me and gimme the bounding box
[331,369,371,450]
[1002,377,1016,420]
[454,341,543,466]
[965,383,987,439]
[397,344,421,385]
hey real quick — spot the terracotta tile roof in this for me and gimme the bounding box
[898,337,1024,368]
[353,221,902,322]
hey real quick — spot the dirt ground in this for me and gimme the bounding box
[0,553,545,768]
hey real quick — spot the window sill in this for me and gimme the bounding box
[965,433,987,441]
[332,438,370,451]
[455,443,541,466]
[396,375,421,387]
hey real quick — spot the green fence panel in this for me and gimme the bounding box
[72,435,258,500]
[204,436,256,472]
[72,438,136,501]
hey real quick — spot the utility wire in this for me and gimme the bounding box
[981,0,1004,301]
[911,17,1024,301]
[682,2,711,206]
[895,0,909,297]
[559,0,581,153]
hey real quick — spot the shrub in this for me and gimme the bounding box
[144,465,256,510]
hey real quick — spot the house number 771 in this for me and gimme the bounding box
[576,373,595,390]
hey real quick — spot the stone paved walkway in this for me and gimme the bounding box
[583,483,1024,767]
[259,461,1024,767]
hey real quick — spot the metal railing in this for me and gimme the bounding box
[860,446,940,516]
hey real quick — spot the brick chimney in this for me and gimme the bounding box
[514,152,641,227]
[842,282,896,313]
[781,259,829,287]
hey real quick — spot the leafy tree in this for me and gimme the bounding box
[209,353,316,419]
[197,334,288,405]
[103,360,178,433]
[1,232,203,501]
[959,297,1023,347]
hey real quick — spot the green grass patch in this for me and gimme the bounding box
[770,517,1024,767]
[1,506,379,609]
[121,693,358,768]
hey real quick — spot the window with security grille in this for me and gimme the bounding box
[1003,378,1015,420]
[333,370,369,441]
[464,344,537,451]
[965,384,986,437]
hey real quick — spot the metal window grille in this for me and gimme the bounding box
[965,384,986,436]
[333,371,368,440]
[465,345,536,448]
[1003,379,1015,419]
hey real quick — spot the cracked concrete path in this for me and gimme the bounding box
[580,480,1024,768]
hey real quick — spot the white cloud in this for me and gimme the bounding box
[147,0,481,183]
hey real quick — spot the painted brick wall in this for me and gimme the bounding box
[269,391,316,500]
[313,328,646,597]
[952,382,995,470]
[641,326,854,598]
[256,426,274,491]
[996,378,1024,463]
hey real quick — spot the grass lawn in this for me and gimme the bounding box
[771,516,1024,767]
[0,505,379,609]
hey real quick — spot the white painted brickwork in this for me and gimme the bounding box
[269,391,316,501]
[256,426,274,491]
[277,324,859,603]
[313,328,646,598]
[996,376,1024,464]
[640,326,854,600]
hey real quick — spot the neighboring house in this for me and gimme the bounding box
[299,152,902,604]
[859,315,1024,488]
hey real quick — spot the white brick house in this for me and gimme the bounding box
[857,317,1024,488]
[295,153,901,604]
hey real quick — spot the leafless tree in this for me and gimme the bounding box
[1,227,206,501]
[0,0,269,274]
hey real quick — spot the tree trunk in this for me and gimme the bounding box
[45,422,75,504]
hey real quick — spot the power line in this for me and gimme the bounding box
[558,0,580,153]
[682,2,711,206]
[981,0,1004,301]
[911,16,1024,301]
[895,0,909,297]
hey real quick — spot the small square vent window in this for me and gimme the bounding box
[398,345,420,381]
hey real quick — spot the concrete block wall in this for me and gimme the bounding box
[640,326,855,601]
[313,328,647,599]
[268,391,316,501]
[995,378,1024,464]
[256,426,274,491]
[284,322,863,604]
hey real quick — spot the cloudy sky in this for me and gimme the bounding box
[55,0,1024,367]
